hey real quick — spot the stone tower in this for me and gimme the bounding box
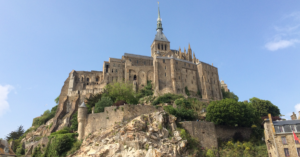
[78,102,87,140]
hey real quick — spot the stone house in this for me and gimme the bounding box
[0,139,16,157]
[264,113,300,157]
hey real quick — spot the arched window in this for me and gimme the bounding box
[96,77,99,82]
[165,44,167,50]
[163,59,165,63]
[87,78,89,82]
[165,73,166,77]
[133,75,137,80]
[81,77,83,81]
[158,44,160,49]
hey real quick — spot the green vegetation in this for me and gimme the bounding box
[249,97,280,117]
[211,140,268,157]
[6,125,24,141]
[85,93,102,113]
[94,96,113,113]
[152,93,184,105]
[221,87,239,102]
[70,112,78,132]
[185,86,190,96]
[32,105,58,127]
[103,81,138,104]
[176,123,203,156]
[206,99,257,127]
[137,81,153,98]
[197,90,202,98]
[164,98,196,120]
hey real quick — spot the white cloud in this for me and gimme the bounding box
[265,12,300,51]
[0,85,14,117]
[295,103,300,113]
[265,39,300,51]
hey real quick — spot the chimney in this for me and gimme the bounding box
[291,112,297,120]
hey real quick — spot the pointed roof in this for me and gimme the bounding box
[154,2,169,42]
[79,102,87,108]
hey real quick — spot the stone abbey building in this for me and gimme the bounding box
[49,5,223,133]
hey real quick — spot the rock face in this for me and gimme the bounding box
[70,111,188,157]
[22,118,53,155]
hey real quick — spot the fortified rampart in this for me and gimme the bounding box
[78,104,163,139]
[181,121,252,149]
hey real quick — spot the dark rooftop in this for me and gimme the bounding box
[273,120,300,126]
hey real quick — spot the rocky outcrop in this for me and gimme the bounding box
[21,118,53,155]
[69,111,188,157]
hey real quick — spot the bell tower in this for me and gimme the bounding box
[151,2,170,57]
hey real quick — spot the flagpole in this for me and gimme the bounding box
[293,131,298,156]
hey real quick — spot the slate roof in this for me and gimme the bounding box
[273,120,300,126]
[79,102,87,108]
[154,30,169,42]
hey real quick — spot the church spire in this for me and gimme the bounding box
[157,2,163,31]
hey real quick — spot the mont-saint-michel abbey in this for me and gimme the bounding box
[67,7,223,102]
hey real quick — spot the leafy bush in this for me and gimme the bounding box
[164,105,196,121]
[94,97,113,113]
[70,112,78,131]
[50,127,71,136]
[218,140,268,157]
[103,81,138,104]
[43,133,78,157]
[66,140,82,156]
[137,81,153,98]
[206,98,257,127]
[85,93,102,113]
[32,105,58,127]
[221,87,239,101]
[152,93,184,105]
[185,86,190,96]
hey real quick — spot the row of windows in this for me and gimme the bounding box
[275,125,300,133]
[80,77,101,82]
[158,44,167,50]
[112,63,123,67]
[129,59,153,65]
[164,59,196,69]
[281,136,300,145]
[281,147,300,157]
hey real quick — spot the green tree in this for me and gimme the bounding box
[185,86,190,96]
[94,97,113,113]
[137,81,153,98]
[6,125,24,141]
[85,93,102,113]
[55,96,60,104]
[249,97,280,117]
[206,99,257,127]
[221,87,239,101]
[103,81,138,104]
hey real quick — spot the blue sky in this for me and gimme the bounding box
[1,0,300,138]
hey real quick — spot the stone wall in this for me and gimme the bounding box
[215,125,252,141]
[181,121,252,149]
[84,105,162,137]
[181,121,218,149]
